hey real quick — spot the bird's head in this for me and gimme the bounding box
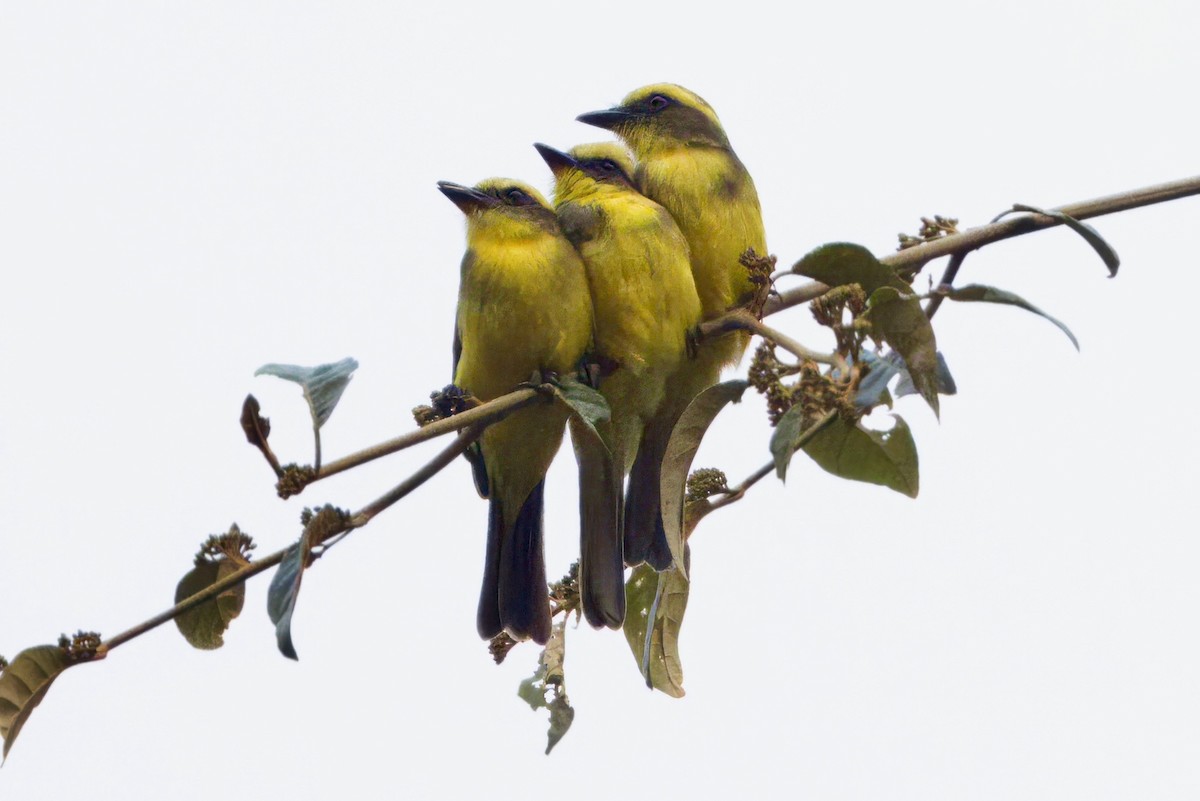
[577,83,730,156]
[534,142,636,201]
[437,179,558,238]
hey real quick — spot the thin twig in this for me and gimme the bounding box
[762,280,832,318]
[315,387,542,482]
[706,461,775,513]
[102,424,487,654]
[350,424,485,526]
[887,174,1200,275]
[700,309,841,367]
[101,546,291,653]
[692,410,839,527]
[922,251,968,320]
[758,173,1200,320]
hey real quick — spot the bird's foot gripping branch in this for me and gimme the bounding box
[3,174,1199,762]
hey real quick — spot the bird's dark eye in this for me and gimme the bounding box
[648,95,669,111]
[505,188,531,205]
[600,160,618,172]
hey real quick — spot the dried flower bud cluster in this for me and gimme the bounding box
[276,463,317,499]
[414,384,478,428]
[897,214,959,250]
[750,341,857,429]
[810,284,870,356]
[549,561,581,615]
[489,632,518,664]
[686,468,729,503]
[58,631,102,663]
[196,524,256,565]
[739,248,777,317]
[300,504,350,543]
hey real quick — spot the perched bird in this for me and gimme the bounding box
[438,178,594,645]
[578,84,767,569]
[535,141,702,627]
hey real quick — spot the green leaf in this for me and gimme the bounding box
[623,561,690,698]
[659,380,750,574]
[802,414,919,498]
[174,558,246,650]
[264,509,345,660]
[769,407,840,481]
[865,287,940,417]
[0,645,71,760]
[792,242,897,294]
[553,376,611,430]
[516,618,574,754]
[1002,204,1120,277]
[940,283,1080,350]
[255,358,359,428]
[267,544,305,661]
[791,243,940,416]
[770,407,804,480]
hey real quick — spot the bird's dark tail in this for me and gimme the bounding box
[464,442,489,498]
[574,425,625,629]
[477,480,552,645]
[623,425,675,571]
[476,495,504,641]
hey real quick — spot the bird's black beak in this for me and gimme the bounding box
[533,143,579,177]
[437,181,497,214]
[576,107,637,132]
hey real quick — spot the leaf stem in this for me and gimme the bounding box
[313,422,323,474]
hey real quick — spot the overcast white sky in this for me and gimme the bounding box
[2,2,1198,799]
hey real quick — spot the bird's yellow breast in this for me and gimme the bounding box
[636,146,766,322]
[555,180,701,471]
[569,188,699,380]
[452,224,593,517]
[454,229,593,400]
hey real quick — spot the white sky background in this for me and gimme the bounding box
[1,2,1197,798]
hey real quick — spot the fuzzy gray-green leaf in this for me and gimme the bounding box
[256,358,359,428]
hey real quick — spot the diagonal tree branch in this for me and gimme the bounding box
[762,173,1200,319]
[101,425,487,655]
[313,387,543,482]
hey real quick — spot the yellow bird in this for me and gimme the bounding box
[535,141,702,625]
[439,178,594,645]
[578,84,767,569]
